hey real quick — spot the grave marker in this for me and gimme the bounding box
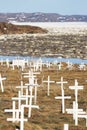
[79,63,86,70]
[58,62,62,70]
[55,88,71,113]
[16,81,28,95]
[55,77,70,113]
[56,77,67,91]
[5,101,19,122]
[43,76,55,96]
[25,78,40,104]
[5,101,28,130]
[64,124,69,130]
[0,73,6,92]
[23,85,39,118]
[66,101,86,126]
[69,79,83,104]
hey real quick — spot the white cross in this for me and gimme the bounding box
[58,62,62,70]
[69,79,83,104]
[45,61,51,68]
[0,73,6,92]
[66,101,86,126]
[16,81,28,95]
[5,101,20,122]
[25,78,40,104]
[5,103,27,130]
[12,59,26,71]
[24,74,36,85]
[23,70,40,76]
[56,77,68,91]
[55,77,71,113]
[6,58,10,68]
[20,105,27,130]
[55,88,71,113]
[12,90,34,109]
[67,61,73,70]
[64,124,69,130]
[23,86,39,118]
[43,76,55,96]
[79,63,86,70]
[33,59,43,72]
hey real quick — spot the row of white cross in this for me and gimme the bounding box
[1,67,87,129]
[43,76,87,127]
[0,58,87,71]
[5,70,40,130]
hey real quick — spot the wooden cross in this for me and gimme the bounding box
[23,85,39,118]
[6,58,10,68]
[64,124,69,130]
[55,88,71,113]
[0,73,6,92]
[69,79,83,104]
[45,61,51,68]
[24,74,36,85]
[58,62,62,70]
[66,101,86,126]
[43,75,55,96]
[5,102,27,130]
[12,90,34,109]
[55,77,71,113]
[25,78,40,104]
[23,70,40,76]
[67,61,73,70]
[56,77,67,91]
[16,81,28,95]
[5,101,20,122]
[79,63,86,70]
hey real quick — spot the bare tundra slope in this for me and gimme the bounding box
[0,22,87,59]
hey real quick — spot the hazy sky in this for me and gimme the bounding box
[0,0,87,15]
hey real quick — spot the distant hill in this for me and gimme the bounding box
[0,22,47,35]
[0,12,87,22]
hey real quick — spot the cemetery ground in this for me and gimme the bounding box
[0,62,87,130]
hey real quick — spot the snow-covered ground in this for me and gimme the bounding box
[11,22,87,35]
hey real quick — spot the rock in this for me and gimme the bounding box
[0,22,48,35]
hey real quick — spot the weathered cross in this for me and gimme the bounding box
[66,101,86,126]
[64,124,69,130]
[43,75,55,96]
[25,78,40,104]
[5,101,27,130]
[22,85,39,118]
[67,61,73,70]
[12,90,33,110]
[58,62,62,70]
[55,77,71,113]
[5,101,20,122]
[0,73,6,92]
[78,63,86,70]
[16,81,28,95]
[56,77,67,91]
[69,79,84,104]
[55,88,71,113]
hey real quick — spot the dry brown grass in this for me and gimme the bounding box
[0,63,87,130]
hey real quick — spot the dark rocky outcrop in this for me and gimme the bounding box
[0,22,47,35]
